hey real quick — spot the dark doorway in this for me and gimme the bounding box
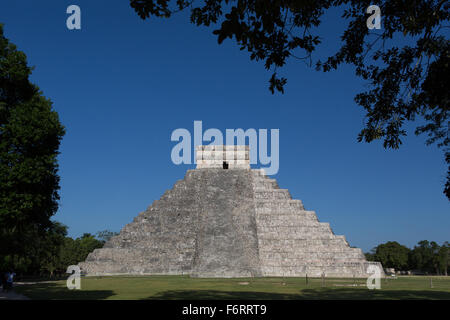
[223,161,229,169]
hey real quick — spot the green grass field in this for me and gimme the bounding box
[13,275,450,300]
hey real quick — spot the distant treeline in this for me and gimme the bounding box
[0,223,117,277]
[365,241,449,275]
[2,224,448,278]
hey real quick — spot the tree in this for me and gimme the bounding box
[53,232,104,276]
[364,249,375,261]
[372,241,411,270]
[58,237,78,273]
[129,0,449,199]
[438,241,449,276]
[39,222,68,277]
[77,233,104,260]
[409,240,441,274]
[58,232,105,273]
[0,24,65,271]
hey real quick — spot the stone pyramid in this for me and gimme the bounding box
[79,145,383,278]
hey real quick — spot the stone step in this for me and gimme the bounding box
[257,232,336,240]
[255,210,319,221]
[255,199,304,211]
[147,195,198,210]
[257,238,350,247]
[256,225,332,233]
[85,248,146,262]
[85,247,195,264]
[334,235,348,243]
[111,229,197,244]
[256,218,320,226]
[260,263,374,277]
[253,177,278,189]
[79,260,192,276]
[260,258,367,267]
[257,244,355,253]
[258,243,363,254]
[256,209,318,225]
[254,189,291,200]
[252,184,279,191]
[252,173,275,181]
[259,251,365,260]
[251,169,267,176]
[256,230,351,242]
[252,178,279,189]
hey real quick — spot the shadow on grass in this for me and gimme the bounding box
[146,290,300,300]
[299,288,450,300]
[14,282,115,300]
[146,289,450,300]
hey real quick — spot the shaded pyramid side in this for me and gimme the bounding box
[79,169,261,277]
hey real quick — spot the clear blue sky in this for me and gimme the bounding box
[1,1,448,252]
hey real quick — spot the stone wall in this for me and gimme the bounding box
[196,145,250,169]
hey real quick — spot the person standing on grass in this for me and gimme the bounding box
[6,271,15,292]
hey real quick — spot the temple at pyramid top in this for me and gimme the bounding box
[196,145,250,169]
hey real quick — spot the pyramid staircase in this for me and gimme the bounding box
[251,169,379,277]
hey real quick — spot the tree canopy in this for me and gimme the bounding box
[371,241,410,270]
[129,0,449,199]
[366,240,449,275]
[0,24,65,271]
[409,240,443,274]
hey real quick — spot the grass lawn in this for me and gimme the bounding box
[13,275,450,300]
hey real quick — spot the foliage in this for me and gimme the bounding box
[409,240,442,274]
[1,227,108,276]
[37,222,68,276]
[57,233,104,273]
[437,242,449,276]
[0,23,65,272]
[368,240,449,275]
[373,241,410,270]
[129,0,449,199]
[0,24,108,278]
